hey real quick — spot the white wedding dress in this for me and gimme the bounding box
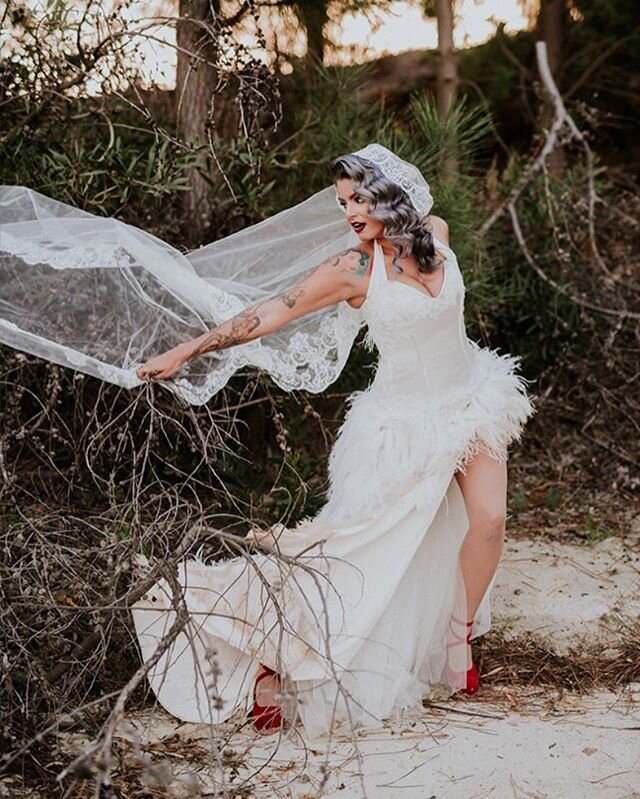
[131,237,533,739]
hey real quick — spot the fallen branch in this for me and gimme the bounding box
[57,564,191,789]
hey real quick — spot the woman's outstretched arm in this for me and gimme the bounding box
[135,247,370,381]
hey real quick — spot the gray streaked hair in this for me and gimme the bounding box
[330,153,438,273]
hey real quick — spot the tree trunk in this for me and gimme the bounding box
[296,0,330,67]
[176,0,220,243]
[536,0,567,76]
[536,0,570,175]
[434,0,458,179]
[435,0,457,117]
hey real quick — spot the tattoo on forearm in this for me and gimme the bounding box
[190,247,372,360]
[193,307,262,356]
[279,286,306,309]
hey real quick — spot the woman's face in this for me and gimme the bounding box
[335,178,385,242]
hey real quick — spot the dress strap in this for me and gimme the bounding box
[370,240,386,288]
[363,240,385,306]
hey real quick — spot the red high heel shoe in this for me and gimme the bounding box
[465,653,480,696]
[447,617,480,696]
[250,665,285,732]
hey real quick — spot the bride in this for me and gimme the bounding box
[132,144,534,737]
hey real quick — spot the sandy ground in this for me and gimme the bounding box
[114,532,640,798]
[493,535,640,654]
[124,686,640,799]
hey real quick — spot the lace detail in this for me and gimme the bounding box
[354,144,434,217]
[0,318,139,387]
[0,148,437,406]
[171,303,364,405]
[1,229,364,404]
[1,231,133,271]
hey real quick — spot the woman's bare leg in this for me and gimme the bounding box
[456,452,508,621]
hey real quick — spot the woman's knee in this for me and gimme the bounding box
[456,450,508,547]
[468,505,506,546]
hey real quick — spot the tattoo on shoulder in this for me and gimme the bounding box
[325,248,370,277]
[351,249,371,277]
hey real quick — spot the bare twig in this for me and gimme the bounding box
[480,42,639,321]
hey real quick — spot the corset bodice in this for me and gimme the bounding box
[361,239,473,404]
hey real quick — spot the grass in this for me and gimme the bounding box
[583,511,618,545]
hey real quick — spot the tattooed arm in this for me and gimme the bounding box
[136,247,371,380]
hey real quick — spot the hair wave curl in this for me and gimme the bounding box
[330,153,438,273]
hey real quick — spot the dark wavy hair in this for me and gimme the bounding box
[330,153,439,273]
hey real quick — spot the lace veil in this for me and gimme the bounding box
[0,144,433,405]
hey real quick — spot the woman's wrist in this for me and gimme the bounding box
[176,340,198,364]
[181,328,220,362]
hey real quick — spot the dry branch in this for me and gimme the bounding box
[480,42,640,322]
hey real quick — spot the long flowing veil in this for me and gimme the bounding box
[0,144,432,405]
[0,184,363,405]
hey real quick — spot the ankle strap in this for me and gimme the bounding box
[451,615,474,627]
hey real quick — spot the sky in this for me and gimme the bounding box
[130,0,531,87]
[335,0,530,59]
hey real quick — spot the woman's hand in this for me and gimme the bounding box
[136,343,192,381]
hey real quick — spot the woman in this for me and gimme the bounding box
[132,145,533,737]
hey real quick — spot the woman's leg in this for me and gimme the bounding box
[456,451,508,621]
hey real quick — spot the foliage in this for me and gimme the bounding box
[456,4,640,170]
[1,2,195,240]
[487,156,640,491]
[12,132,195,232]
[394,94,502,330]
[1,0,282,243]
[271,63,384,199]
